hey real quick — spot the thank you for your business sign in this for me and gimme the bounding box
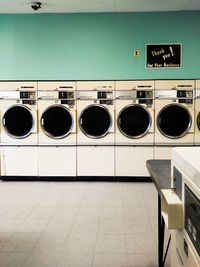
[146,44,181,68]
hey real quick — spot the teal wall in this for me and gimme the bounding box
[0,11,200,80]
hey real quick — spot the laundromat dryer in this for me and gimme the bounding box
[37,82,77,178]
[76,81,115,177]
[115,80,154,177]
[194,80,200,145]
[154,80,195,160]
[0,82,38,179]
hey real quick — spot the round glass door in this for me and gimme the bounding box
[3,105,34,138]
[157,104,192,138]
[118,105,151,138]
[79,105,112,138]
[41,105,73,138]
[197,112,200,131]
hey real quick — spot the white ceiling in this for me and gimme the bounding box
[0,0,200,14]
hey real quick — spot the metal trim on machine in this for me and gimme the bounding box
[117,104,152,139]
[79,104,113,139]
[40,104,74,139]
[2,104,35,139]
[157,103,192,139]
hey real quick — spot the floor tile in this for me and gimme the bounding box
[126,233,157,254]
[95,234,126,254]
[98,217,125,234]
[17,218,50,233]
[92,253,126,267]
[57,253,93,267]
[31,232,67,253]
[1,232,40,252]
[0,252,28,267]
[63,233,97,253]
[43,217,74,233]
[22,252,60,267]
[0,182,162,267]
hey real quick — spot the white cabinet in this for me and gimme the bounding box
[38,146,76,177]
[77,146,114,176]
[154,146,173,160]
[1,146,38,176]
[115,146,153,177]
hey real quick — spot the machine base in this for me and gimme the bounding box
[0,176,152,182]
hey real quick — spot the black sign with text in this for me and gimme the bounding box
[146,44,181,68]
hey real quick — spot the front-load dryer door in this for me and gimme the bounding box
[197,112,200,131]
[41,105,74,139]
[157,104,192,139]
[117,104,152,138]
[79,105,112,138]
[2,105,34,138]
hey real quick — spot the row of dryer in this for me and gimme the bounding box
[0,80,200,145]
[0,80,200,179]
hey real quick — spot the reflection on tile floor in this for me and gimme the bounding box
[0,181,171,267]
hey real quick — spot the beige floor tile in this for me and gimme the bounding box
[17,218,50,233]
[0,232,13,250]
[57,253,93,267]
[22,252,60,267]
[63,233,97,253]
[98,217,125,234]
[126,253,157,267]
[100,207,124,219]
[125,217,152,234]
[43,217,74,233]
[0,252,28,267]
[1,232,40,252]
[126,233,157,254]
[102,198,124,208]
[95,234,126,254]
[93,253,126,267]
[31,232,67,252]
[0,219,24,232]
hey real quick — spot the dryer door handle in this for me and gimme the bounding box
[118,118,121,125]
[41,118,44,125]
[2,118,5,125]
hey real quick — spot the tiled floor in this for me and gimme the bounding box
[0,181,171,267]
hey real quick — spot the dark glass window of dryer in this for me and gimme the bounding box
[158,104,191,138]
[42,106,72,137]
[3,106,33,137]
[80,106,111,137]
[118,105,150,137]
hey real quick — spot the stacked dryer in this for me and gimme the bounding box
[154,80,195,159]
[0,82,38,179]
[115,80,154,177]
[76,81,115,177]
[37,82,76,178]
[195,80,200,145]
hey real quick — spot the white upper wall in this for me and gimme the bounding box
[0,0,199,14]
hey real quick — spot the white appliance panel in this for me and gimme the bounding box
[1,146,38,176]
[38,81,76,91]
[154,146,173,159]
[155,80,195,90]
[0,82,37,90]
[77,81,115,91]
[77,146,114,176]
[38,146,76,177]
[115,146,153,176]
[116,80,154,90]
